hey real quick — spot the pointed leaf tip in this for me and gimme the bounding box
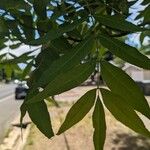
[101,88,150,138]
[57,89,96,135]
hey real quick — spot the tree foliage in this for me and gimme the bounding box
[0,0,150,149]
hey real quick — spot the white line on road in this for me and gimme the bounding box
[0,95,14,103]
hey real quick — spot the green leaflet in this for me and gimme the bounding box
[27,19,85,45]
[27,61,95,103]
[27,101,54,138]
[136,5,150,23]
[33,0,49,19]
[35,47,59,68]
[100,60,150,119]
[99,34,150,69]
[101,88,150,138]
[0,42,6,50]
[0,0,29,10]
[50,37,72,53]
[33,36,95,88]
[142,5,150,23]
[19,14,35,41]
[93,96,106,150]
[9,10,35,41]
[140,31,150,44]
[96,15,145,32]
[20,89,39,126]
[28,47,59,87]
[141,0,150,5]
[26,36,94,102]
[57,89,96,135]
[67,29,82,40]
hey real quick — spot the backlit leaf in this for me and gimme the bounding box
[93,96,106,150]
[96,15,145,32]
[27,61,95,103]
[32,36,95,88]
[28,47,59,87]
[101,88,150,138]
[0,0,30,10]
[27,101,54,138]
[99,34,150,69]
[57,89,96,134]
[101,60,150,119]
[33,0,49,19]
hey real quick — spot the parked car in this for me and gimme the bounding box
[15,83,28,99]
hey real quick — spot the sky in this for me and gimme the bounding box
[126,0,148,48]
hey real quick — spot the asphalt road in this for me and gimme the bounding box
[0,83,23,143]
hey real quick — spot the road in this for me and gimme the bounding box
[0,83,23,143]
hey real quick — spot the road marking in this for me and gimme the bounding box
[0,95,14,103]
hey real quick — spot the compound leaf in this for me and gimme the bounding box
[27,61,95,103]
[31,36,95,89]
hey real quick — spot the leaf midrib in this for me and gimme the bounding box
[105,97,145,131]
[37,36,92,86]
[102,63,144,105]
[42,63,93,96]
[100,35,149,65]
[28,63,94,103]
[97,15,141,31]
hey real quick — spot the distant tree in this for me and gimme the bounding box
[0,0,150,149]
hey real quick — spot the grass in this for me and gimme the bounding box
[23,101,150,150]
[4,127,13,138]
[24,124,35,147]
